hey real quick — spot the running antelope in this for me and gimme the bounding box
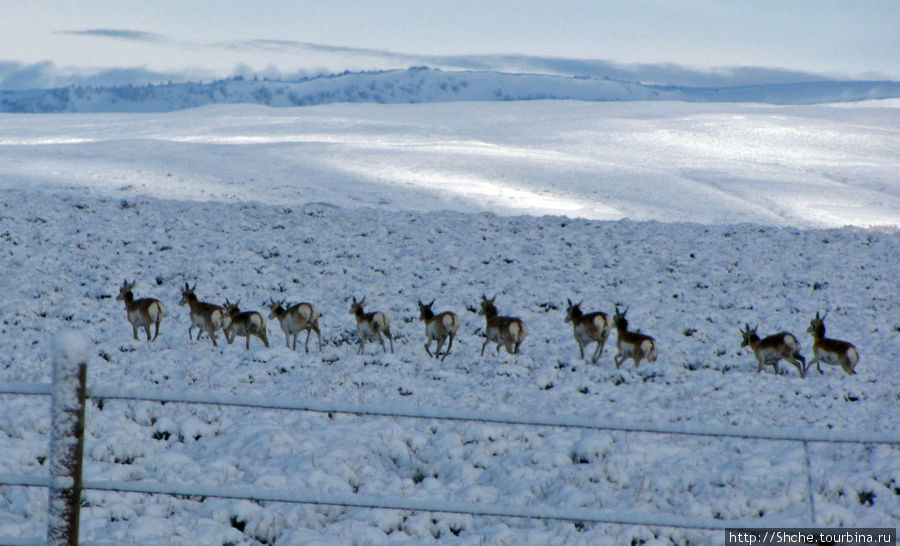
[116,279,166,342]
[612,306,658,368]
[349,296,393,354]
[740,324,806,377]
[807,312,859,375]
[179,283,228,347]
[565,299,612,363]
[418,299,459,361]
[479,295,527,355]
[223,299,269,350]
[268,299,322,353]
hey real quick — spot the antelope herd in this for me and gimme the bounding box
[117,279,860,377]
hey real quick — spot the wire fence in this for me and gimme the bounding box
[1,377,898,543]
[4,380,899,444]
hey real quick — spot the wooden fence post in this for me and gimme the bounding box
[803,440,817,526]
[47,333,89,546]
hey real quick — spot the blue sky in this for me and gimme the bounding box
[2,1,899,89]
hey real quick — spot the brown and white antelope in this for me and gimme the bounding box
[116,279,166,342]
[565,298,612,363]
[179,283,228,347]
[418,299,459,361]
[807,312,859,375]
[740,324,806,377]
[268,299,322,353]
[223,299,269,350]
[612,306,658,368]
[349,296,393,354]
[479,295,527,355]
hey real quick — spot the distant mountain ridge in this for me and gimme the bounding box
[2,66,898,113]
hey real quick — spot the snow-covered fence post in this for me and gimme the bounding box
[47,332,89,546]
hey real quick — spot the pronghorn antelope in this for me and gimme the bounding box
[349,296,393,354]
[479,295,527,355]
[116,279,166,342]
[565,298,612,363]
[612,306,658,368]
[268,299,322,353]
[223,299,269,350]
[740,324,806,377]
[418,299,460,361]
[179,283,228,347]
[807,312,859,375]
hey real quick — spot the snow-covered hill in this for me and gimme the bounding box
[2,100,898,228]
[2,66,900,113]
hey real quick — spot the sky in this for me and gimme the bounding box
[2,1,899,90]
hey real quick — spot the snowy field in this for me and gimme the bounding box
[1,99,899,544]
[2,100,900,228]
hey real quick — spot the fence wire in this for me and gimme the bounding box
[2,382,898,445]
[1,380,898,535]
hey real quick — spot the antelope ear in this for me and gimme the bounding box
[577,300,583,307]
[567,298,573,306]
[428,299,435,307]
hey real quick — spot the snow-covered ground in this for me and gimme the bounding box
[2,100,899,228]
[0,98,898,544]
